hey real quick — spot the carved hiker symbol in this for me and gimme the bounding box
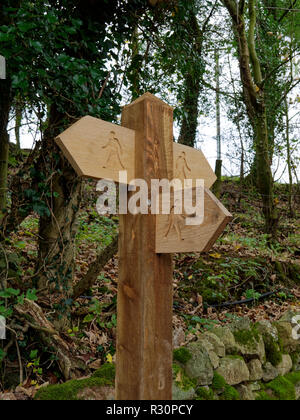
[102,131,125,170]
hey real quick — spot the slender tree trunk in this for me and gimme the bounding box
[15,98,22,150]
[213,49,222,197]
[222,0,279,237]
[285,97,294,217]
[178,11,203,148]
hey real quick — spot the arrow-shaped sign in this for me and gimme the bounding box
[56,116,217,189]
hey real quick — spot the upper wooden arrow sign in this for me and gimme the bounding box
[55,116,216,188]
[56,116,136,183]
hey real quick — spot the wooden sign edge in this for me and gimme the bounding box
[173,142,217,189]
[202,188,233,252]
[154,187,233,254]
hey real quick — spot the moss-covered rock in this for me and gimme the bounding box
[173,347,192,365]
[35,364,115,401]
[202,332,225,357]
[277,355,293,377]
[196,387,215,401]
[247,359,263,381]
[262,362,279,382]
[211,327,237,354]
[233,327,265,362]
[35,377,114,401]
[265,376,296,401]
[216,356,249,386]
[172,364,197,400]
[184,342,214,386]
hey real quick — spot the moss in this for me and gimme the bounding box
[220,385,240,401]
[196,387,215,401]
[226,355,244,361]
[285,372,300,386]
[266,376,296,401]
[92,363,115,382]
[264,333,283,367]
[212,372,226,391]
[290,352,300,368]
[35,377,113,401]
[256,391,277,401]
[173,363,197,391]
[211,372,239,400]
[173,347,192,365]
[233,327,260,347]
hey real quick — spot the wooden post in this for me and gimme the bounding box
[116,93,174,400]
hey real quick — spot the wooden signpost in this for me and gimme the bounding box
[56,92,232,400]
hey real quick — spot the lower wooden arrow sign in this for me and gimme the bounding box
[156,187,232,253]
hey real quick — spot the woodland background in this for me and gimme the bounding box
[0,0,299,395]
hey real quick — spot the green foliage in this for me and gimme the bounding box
[35,376,113,401]
[212,372,226,392]
[266,376,296,401]
[173,347,192,365]
[173,363,197,391]
[92,363,116,382]
[220,385,240,401]
[196,387,215,401]
[233,327,260,347]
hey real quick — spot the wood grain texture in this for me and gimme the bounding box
[116,93,174,400]
[173,143,217,189]
[55,116,135,183]
[156,187,232,253]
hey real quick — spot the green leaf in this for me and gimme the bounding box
[26,289,38,302]
[0,288,20,298]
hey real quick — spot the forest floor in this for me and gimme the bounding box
[1,178,300,398]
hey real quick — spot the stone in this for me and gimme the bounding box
[233,330,265,362]
[295,384,300,401]
[250,382,261,392]
[208,351,220,370]
[211,327,237,354]
[173,327,186,349]
[277,354,293,376]
[202,331,226,357]
[236,384,255,401]
[172,382,196,400]
[77,386,115,400]
[256,320,279,341]
[279,310,300,323]
[185,342,214,386]
[262,362,279,382]
[274,321,300,353]
[216,357,250,386]
[197,338,220,369]
[229,317,251,332]
[247,359,263,381]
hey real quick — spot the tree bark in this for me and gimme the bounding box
[73,234,118,300]
[0,78,11,216]
[222,0,279,237]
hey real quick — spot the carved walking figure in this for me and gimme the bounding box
[175,151,191,179]
[102,131,125,169]
[164,205,186,241]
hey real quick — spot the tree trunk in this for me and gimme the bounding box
[0,78,11,216]
[35,105,82,330]
[285,97,294,217]
[222,0,278,237]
